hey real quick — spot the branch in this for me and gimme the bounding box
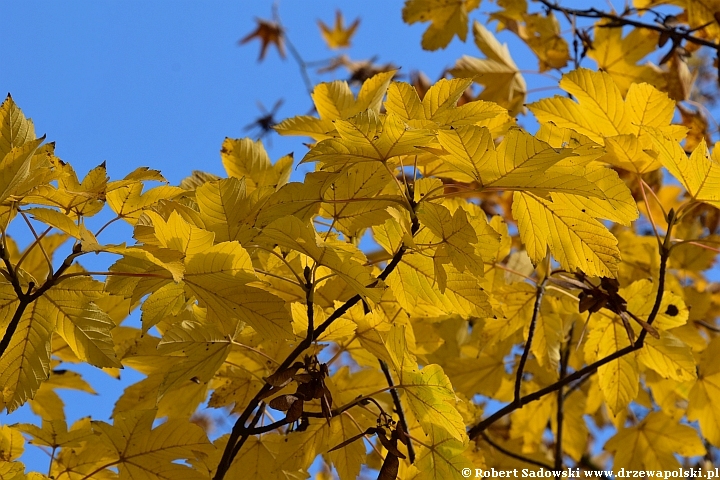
[554,326,573,471]
[0,243,84,360]
[243,389,392,435]
[379,359,415,464]
[535,0,720,51]
[515,283,545,403]
[479,431,554,471]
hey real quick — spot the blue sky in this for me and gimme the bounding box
[0,0,695,472]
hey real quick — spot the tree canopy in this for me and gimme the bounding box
[2,0,720,478]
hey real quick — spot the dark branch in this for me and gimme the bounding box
[479,431,554,471]
[536,0,720,50]
[380,359,415,464]
[554,325,573,470]
[515,283,545,404]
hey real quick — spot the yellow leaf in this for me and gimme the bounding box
[259,216,382,303]
[291,302,355,341]
[25,208,78,238]
[319,162,397,237]
[0,94,35,157]
[530,297,564,370]
[605,411,705,470]
[510,393,555,452]
[275,71,395,141]
[512,192,621,277]
[303,111,433,167]
[443,349,506,399]
[140,281,186,332]
[46,277,121,368]
[107,183,185,225]
[0,301,53,412]
[415,202,484,292]
[586,316,638,415]
[157,320,231,396]
[0,426,23,461]
[146,210,214,258]
[638,331,696,382]
[254,172,333,228]
[387,252,490,317]
[183,242,292,339]
[411,437,472,480]
[0,461,24,480]
[92,409,213,479]
[559,68,629,137]
[648,133,720,209]
[327,413,367,480]
[551,164,639,226]
[15,418,93,450]
[449,21,526,115]
[402,0,481,50]
[399,364,466,441]
[318,10,359,49]
[0,138,43,204]
[220,138,291,191]
[587,24,664,94]
[195,177,252,242]
[687,337,720,446]
[623,279,688,331]
[505,12,569,72]
[557,390,588,461]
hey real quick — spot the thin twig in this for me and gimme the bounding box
[554,325,573,470]
[515,283,546,403]
[479,431,554,471]
[379,359,415,464]
[536,0,720,50]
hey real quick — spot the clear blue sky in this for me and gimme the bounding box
[0,0,690,472]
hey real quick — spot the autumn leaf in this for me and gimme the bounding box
[605,411,705,470]
[91,409,214,479]
[402,0,481,50]
[449,21,526,115]
[240,18,286,61]
[318,11,360,49]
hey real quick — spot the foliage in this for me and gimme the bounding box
[3,0,720,478]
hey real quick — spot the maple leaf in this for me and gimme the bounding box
[449,21,527,115]
[587,23,665,94]
[92,409,214,479]
[318,11,360,49]
[240,18,286,61]
[605,411,705,470]
[274,71,396,141]
[646,132,720,209]
[497,11,570,72]
[584,313,638,415]
[402,0,481,50]
[0,94,35,157]
[512,191,622,277]
[302,110,433,168]
[529,68,684,174]
[220,137,292,192]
